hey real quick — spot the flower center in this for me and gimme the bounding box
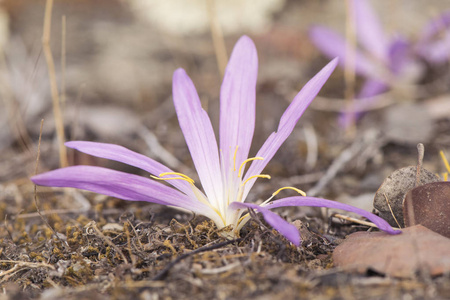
[149,151,308,233]
[232,157,271,205]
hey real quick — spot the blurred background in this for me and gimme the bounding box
[1,0,450,206]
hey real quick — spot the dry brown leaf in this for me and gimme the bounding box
[333,225,450,278]
[403,182,450,238]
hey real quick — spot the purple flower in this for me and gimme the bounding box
[416,11,450,64]
[309,0,425,126]
[31,36,401,246]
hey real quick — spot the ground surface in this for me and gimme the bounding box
[1,0,450,299]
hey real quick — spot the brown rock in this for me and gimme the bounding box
[373,166,439,227]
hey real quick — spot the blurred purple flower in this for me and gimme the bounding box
[416,11,450,64]
[31,36,400,246]
[309,0,450,127]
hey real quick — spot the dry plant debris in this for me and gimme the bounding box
[0,193,341,299]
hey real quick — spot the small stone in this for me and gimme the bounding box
[373,166,439,227]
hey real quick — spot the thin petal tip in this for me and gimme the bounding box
[172,68,192,89]
[390,228,403,235]
[328,57,339,70]
[173,68,187,77]
[64,140,81,148]
[234,35,257,55]
[289,232,301,246]
[30,173,48,186]
[237,35,254,45]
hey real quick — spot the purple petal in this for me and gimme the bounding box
[338,79,388,128]
[416,11,450,64]
[416,31,450,64]
[229,202,300,246]
[220,36,258,173]
[266,196,401,235]
[309,26,379,77]
[31,166,215,217]
[172,69,223,206]
[357,79,388,99]
[65,141,194,197]
[353,0,388,62]
[388,37,413,74]
[419,10,450,42]
[242,59,338,197]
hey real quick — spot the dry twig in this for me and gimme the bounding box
[86,221,129,264]
[42,0,68,167]
[206,0,227,77]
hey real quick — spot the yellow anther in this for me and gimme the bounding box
[238,157,264,178]
[233,146,239,171]
[440,151,450,173]
[272,186,306,197]
[241,174,271,186]
[444,173,448,181]
[150,172,195,184]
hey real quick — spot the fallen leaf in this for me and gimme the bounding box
[333,225,450,278]
[403,182,450,238]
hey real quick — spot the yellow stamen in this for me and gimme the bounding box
[272,186,306,197]
[444,173,448,181]
[233,146,239,171]
[159,172,195,182]
[236,213,249,227]
[151,176,192,183]
[150,172,195,184]
[260,186,307,207]
[238,157,264,178]
[241,174,271,186]
[150,175,192,183]
[440,150,450,173]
